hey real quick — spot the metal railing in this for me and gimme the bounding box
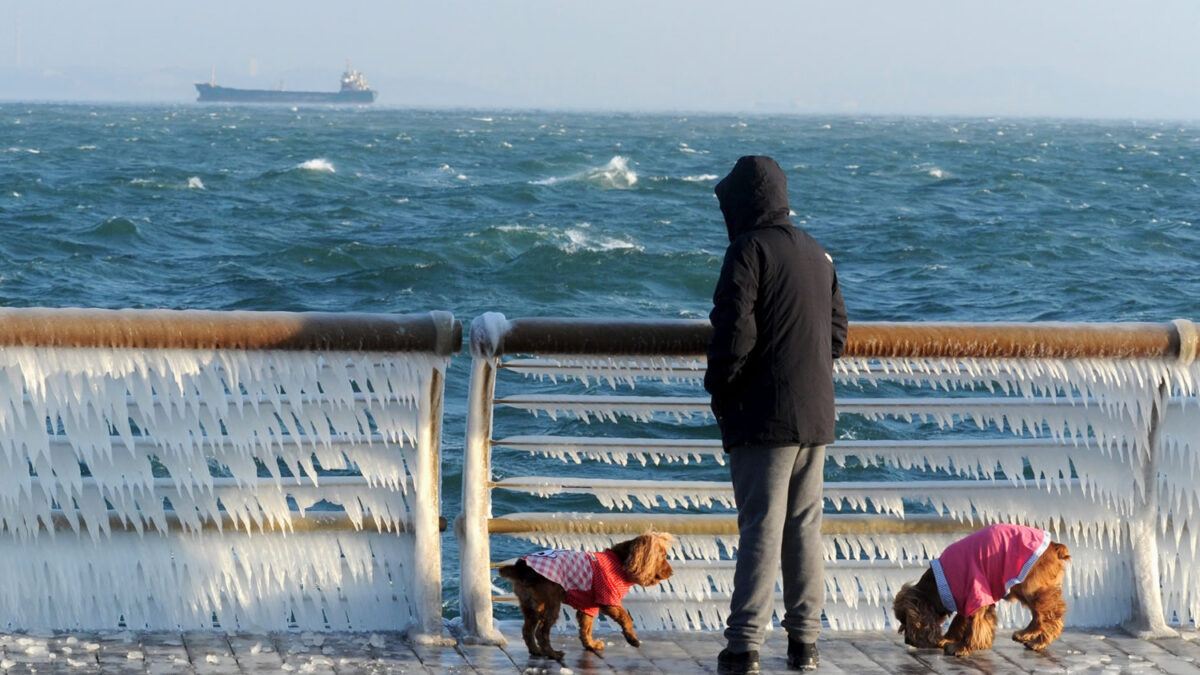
[457,314,1200,643]
[0,307,459,640]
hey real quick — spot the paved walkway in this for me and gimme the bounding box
[0,626,1196,673]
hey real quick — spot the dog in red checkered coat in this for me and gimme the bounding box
[498,532,674,659]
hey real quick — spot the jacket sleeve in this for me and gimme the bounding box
[705,238,759,396]
[830,268,848,359]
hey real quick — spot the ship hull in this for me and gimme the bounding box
[195,83,376,104]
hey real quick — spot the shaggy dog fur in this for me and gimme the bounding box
[497,532,674,659]
[893,537,1071,656]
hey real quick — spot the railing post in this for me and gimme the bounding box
[457,314,508,644]
[1123,378,1179,639]
[408,366,453,645]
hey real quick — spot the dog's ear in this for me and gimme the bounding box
[893,582,945,648]
[1048,541,1071,561]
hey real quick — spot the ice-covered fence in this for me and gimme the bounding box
[457,314,1200,644]
[0,307,459,639]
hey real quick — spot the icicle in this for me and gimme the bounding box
[0,345,442,631]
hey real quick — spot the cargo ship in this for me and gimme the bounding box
[195,65,377,104]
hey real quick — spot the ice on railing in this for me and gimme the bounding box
[502,436,725,466]
[496,478,735,511]
[0,345,444,630]
[837,356,1172,407]
[503,354,705,388]
[500,395,710,424]
[831,483,1125,538]
[0,530,415,631]
[838,355,1172,446]
[490,351,1200,631]
[841,398,1145,465]
[828,442,1141,514]
[530,445,724,466]
[503,531,739,562]
[827,442,1067,483]
[1157,363,1200,630]
[517,536,1134,632]
[0,347,444,538]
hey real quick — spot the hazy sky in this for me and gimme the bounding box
[3,0,1200,118]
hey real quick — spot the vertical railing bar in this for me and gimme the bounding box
[408,366,452,644]
[458,354,506,644]
[1124,379,1181,638]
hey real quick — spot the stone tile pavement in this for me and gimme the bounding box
[0,626,1196,673]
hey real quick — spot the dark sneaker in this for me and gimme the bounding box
[717,648,761,675]
[787,640,819,670]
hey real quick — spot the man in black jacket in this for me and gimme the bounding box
[706,156,847,674]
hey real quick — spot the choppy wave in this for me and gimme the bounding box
[532,156,638,189]
[296,158,335,173]
[559,225,641,253]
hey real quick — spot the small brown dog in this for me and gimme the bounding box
[893,524,1070,656]
[498,532,674,659]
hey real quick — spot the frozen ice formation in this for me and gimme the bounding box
[485,352,1199,632]
[0,346,446,631]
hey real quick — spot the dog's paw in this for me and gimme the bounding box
[1022,635,1052,651]
[623,633,641,648]
[584,640,605,655]
[1013,630,1050,650]
[943,642,971,657]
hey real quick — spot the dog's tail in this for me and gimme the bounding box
[1047,541,1071,562]
[497,560,542,585]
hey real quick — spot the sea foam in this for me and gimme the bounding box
[532,156,638,189]
[561,225,641,253]
[297,158,335,173]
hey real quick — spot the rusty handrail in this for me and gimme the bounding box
[476,315,1197,362]
[0,308,462,355]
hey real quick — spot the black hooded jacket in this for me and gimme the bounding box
[705,156,848,450]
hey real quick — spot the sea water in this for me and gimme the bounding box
[2,104,1199,616]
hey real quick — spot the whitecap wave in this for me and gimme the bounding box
[928,168,947,179]
[297,158,335,173]
[682,174,718,182]
[559,225,642,253]
[188,177,205,190]
[532,156,638,189]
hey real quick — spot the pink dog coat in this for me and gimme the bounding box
[521,548,635,617]
[930,524,1051,617]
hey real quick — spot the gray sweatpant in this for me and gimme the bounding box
[724,444,826,652]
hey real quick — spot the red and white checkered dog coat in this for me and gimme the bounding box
[521,548,636,617]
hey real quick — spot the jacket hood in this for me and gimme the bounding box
[714,155,791,241]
